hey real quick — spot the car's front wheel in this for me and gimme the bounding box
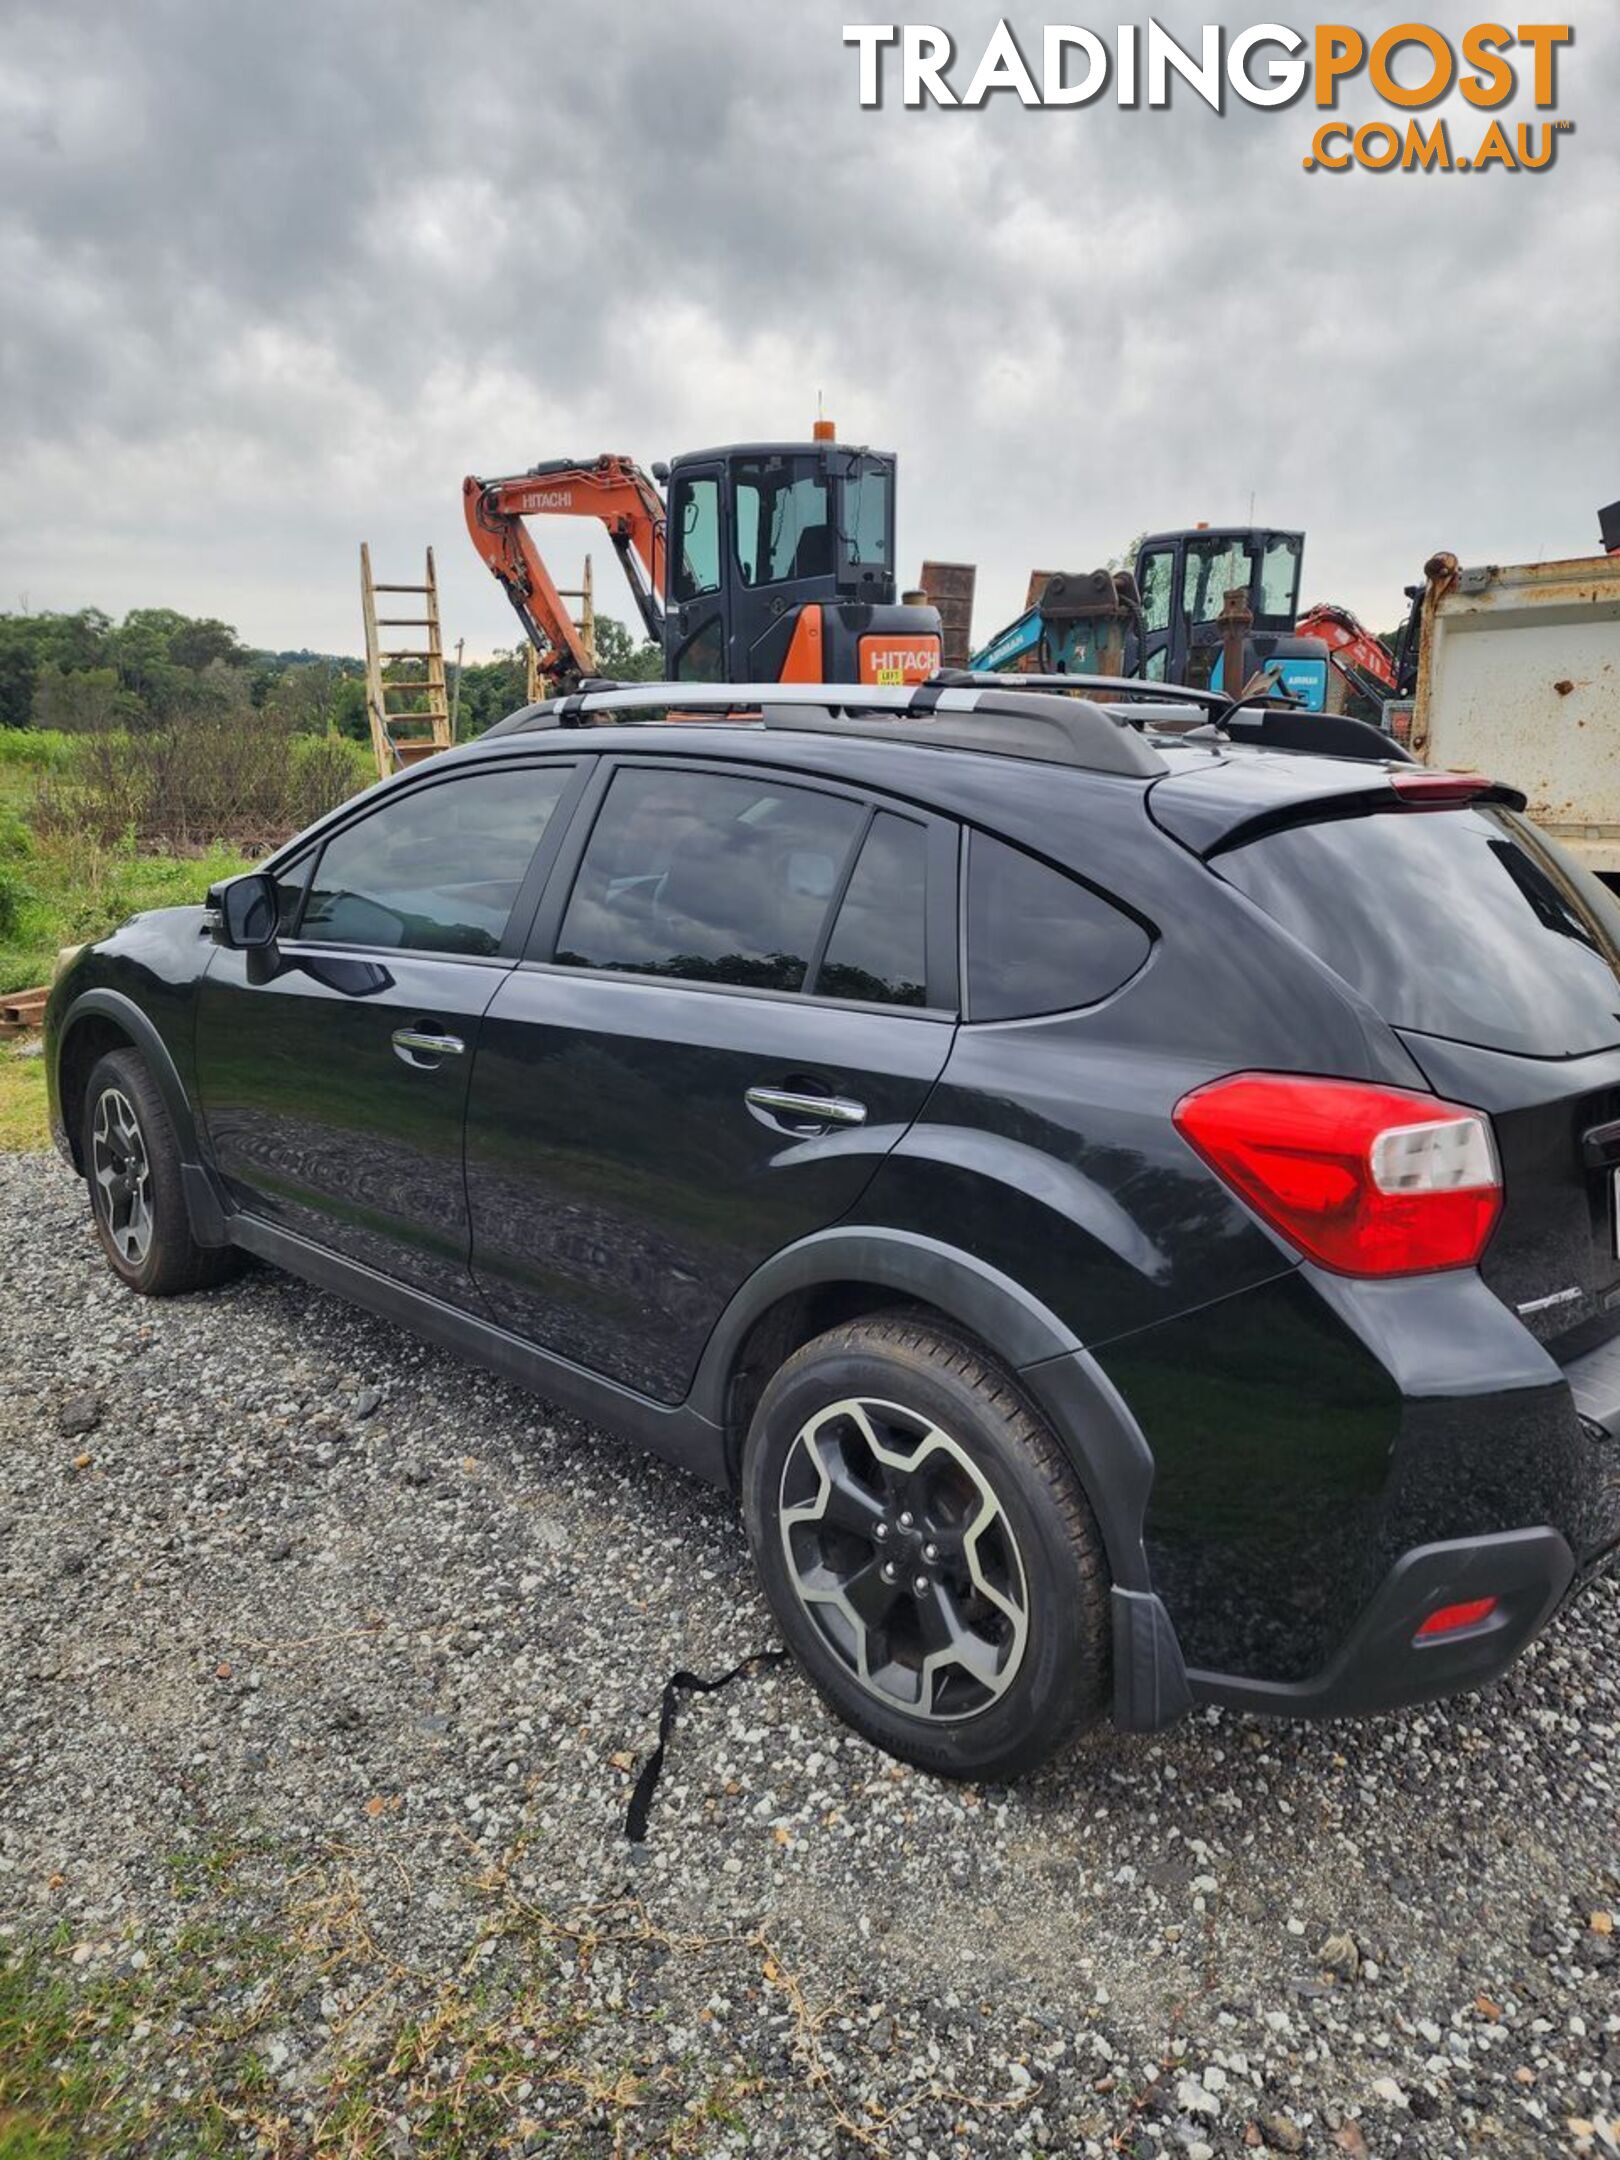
[742,1315,1111,1779]
[81,1047,238,1297]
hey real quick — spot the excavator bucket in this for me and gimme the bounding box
[919,561,977,670]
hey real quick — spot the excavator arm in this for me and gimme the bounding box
[1296,601,1399,697]
[462,456,668,688]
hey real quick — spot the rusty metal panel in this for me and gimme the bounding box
[1414,552,1620,870]
[919,561,977,670]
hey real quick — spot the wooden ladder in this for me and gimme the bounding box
[361,543,453,779]
[526,555,598,705]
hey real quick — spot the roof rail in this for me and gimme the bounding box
[931,669,1414,763]
[488,678,1167,777]
[761,690,1167,776]
[930,668,1223,712]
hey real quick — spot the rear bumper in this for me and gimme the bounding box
[1184,1526,1577,1720]
[1561,1332,1620,1561]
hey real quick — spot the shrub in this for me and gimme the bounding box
[0,859,26,940]
[36,707,370,850]
[0,727,76,773]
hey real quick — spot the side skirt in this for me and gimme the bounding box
[228,1213,729,1487]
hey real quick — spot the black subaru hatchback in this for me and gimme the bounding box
[45,678,1620,1778]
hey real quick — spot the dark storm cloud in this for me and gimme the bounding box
[1,0,1615,654]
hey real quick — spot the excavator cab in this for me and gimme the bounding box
[662,442,935,684]
[465,428,941,694]
[1133,526,1327,705]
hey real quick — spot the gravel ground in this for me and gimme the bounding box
[2,1148,1617,2159]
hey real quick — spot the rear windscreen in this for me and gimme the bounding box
[1217,803,1620,1056]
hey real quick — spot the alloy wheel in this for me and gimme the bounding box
[91,1087,154,1267]
[777,1397,1030,1721]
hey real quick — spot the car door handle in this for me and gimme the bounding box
[391,1027,465,1066]
[745,1085,867,1129]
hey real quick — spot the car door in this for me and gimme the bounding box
[463,757,959,1402]
[194,757,583,1304]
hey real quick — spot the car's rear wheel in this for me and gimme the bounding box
[81,1048,238,1297]
[742,1315,1111,1779]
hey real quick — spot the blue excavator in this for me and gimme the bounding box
[969,526,1400,716]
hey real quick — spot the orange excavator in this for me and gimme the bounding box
[463,423,942,693]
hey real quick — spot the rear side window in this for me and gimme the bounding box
[815,813,928,1007]
[966,834,1152,1021]
[1218,804,1620,1056]
[555,767,863,992]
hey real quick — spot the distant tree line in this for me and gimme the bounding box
[0,604,661,743]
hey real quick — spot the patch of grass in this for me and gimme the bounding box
[0,1841,780,2160]
[0,1050,47,1152]
[0,827,250,999]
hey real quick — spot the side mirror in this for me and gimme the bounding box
[211,871,279,951]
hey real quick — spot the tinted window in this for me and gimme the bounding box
[274,852,312,932]
[299,765,571,956]
[1219,804,1620,1057]
[967,834,1151,1021]
[816,813,928,1007]
[556,768,863,992]
[672,476,720,601]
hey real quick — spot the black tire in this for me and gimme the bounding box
[81,1048,238,1298]
[741,1315,1111,1780]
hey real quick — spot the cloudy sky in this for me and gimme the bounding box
[2,1,1614,661]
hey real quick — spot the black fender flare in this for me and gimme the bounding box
[55,987,230,1245]
[691,1224,1157,1595]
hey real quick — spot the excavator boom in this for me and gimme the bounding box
[463,455,668,688]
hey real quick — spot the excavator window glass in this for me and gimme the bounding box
[1182,537,1258,629]
[1138,550,1174,635]
[733,461,832,587]
[1257,536,1303,626]
[840,461,892,575]
[671,476,721,602]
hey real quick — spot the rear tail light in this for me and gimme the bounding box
[1415,1596,1499,1642]
[1389,769,1491,805]
[1172,1073,1501,1277]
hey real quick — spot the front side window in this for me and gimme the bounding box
[671,476,720,601]
[967,833,1152,1021]
[733,461,833,587]
[815,813,928,1007]
[555,767,863,992]
[298,765,572,956]
[274,852,313,932]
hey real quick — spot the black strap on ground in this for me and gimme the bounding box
[624,1651,789,1843]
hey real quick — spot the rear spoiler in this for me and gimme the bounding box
[1185,772,1528,861]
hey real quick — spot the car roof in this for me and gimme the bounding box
[291,680,1428,887]
[432,703,1427,861]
